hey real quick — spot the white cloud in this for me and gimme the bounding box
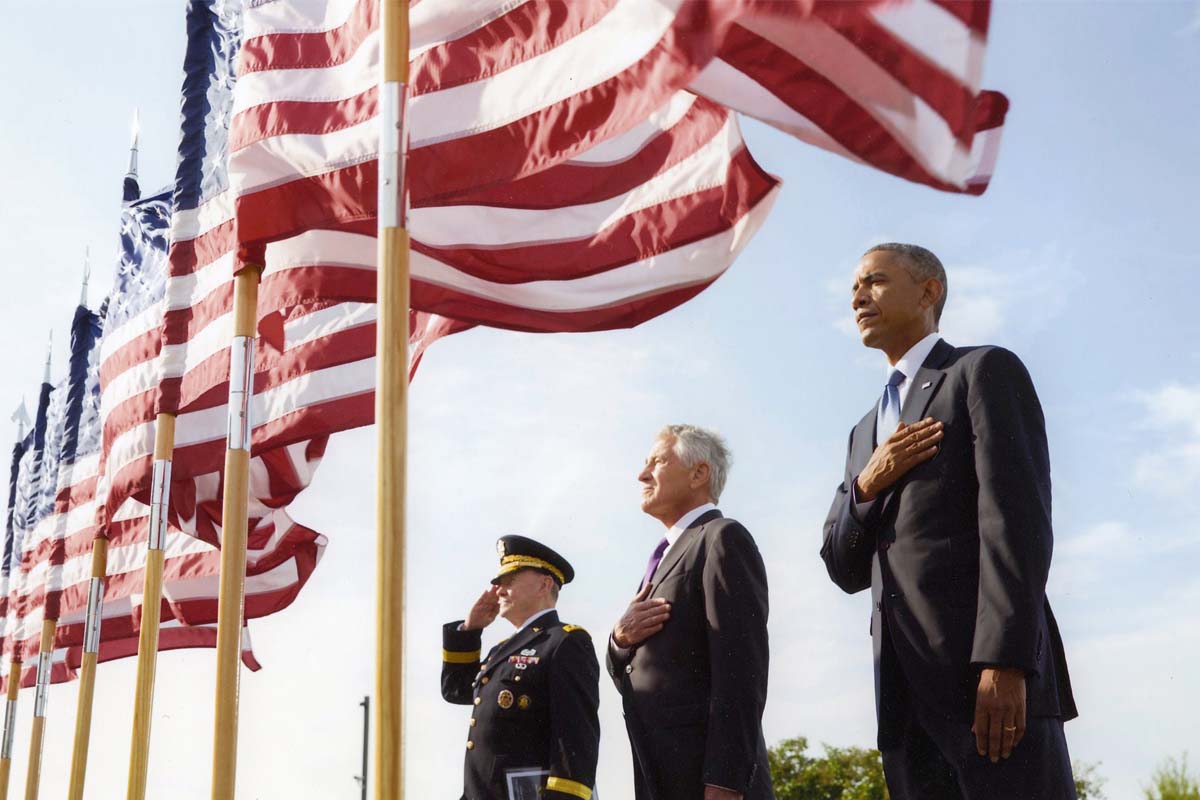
[1132,383,1200,495]
[1178,1,1200,36]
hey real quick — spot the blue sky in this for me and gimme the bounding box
[1,2,1198,798]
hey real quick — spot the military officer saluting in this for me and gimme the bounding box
[442,536,600,800]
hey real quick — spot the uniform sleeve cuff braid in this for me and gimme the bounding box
[546,776,592,799]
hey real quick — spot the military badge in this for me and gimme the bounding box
[497,690,514,709]
[518,695,532,710]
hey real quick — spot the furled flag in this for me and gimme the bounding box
[3,357,55,677]
[0,420,31,673]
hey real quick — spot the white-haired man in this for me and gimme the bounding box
[607,425,775,800]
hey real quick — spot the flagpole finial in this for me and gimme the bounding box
[124,108,142,203]
[81,246,91,307]
[10,400,30,441]
[43,330,53,384]
[127,108,140,180]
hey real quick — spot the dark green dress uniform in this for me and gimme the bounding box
[442,537,600,800]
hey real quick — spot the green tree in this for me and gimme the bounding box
[1073,760,1107,800]
[769,736,889,800]
[1144,753,1200,800]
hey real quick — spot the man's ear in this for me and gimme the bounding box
[921,278,943,311]
[690,462,710,490]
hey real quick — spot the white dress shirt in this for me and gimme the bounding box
[664,501,718,552]
[875,332,942,444]
[514,606,556,633]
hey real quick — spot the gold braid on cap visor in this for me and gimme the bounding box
[497,555,565,584]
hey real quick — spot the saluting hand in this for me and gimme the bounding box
[855,418,944,501]
[973,666,1027,763]
[612,584,670,649]
[464,585,501,631]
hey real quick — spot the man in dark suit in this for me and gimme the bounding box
[607,425,774,800]
[821,243,1078,799]
[442,535,600,800]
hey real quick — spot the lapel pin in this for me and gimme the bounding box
[921,381,932,389]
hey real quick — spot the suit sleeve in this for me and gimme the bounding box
[702,521,770,794]
[441,621,482,705]
[821,428,879,594]
[605,635,633,694]
[967,348,1054,673]
[546,630,601,800]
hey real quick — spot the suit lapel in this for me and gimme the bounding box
[899,339,953,425]
[650,509,721,591]
[480,610,558,678]
[877,340,954,518]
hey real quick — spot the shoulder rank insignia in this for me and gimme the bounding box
[561,624,587,634]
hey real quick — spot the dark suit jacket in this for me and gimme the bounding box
[821,341,1077,726]
[607,510,775,800]
[442,611,601,800]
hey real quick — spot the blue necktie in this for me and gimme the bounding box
[877,368,906,442]
[640,537,670,589]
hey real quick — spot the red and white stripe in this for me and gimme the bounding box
[230,0,767,222]
[2,455,306,676]
[689,0,1008,194]
[229,0,782,331]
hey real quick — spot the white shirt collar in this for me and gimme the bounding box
[665,502,718,548]
[888,331,941,385]
[514,606,556,633]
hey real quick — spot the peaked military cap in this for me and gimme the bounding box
[492,535,575,586]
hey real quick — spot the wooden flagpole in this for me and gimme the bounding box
[376,1,410,798]
[0,659,20,800]
[124,412,175,800]
[21,618,56,800]
[210,266,261,800]
[65,537,107,799]
[63,243,103,800]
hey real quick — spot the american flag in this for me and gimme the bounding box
[100,0,339,573]
[228,0,1007,335]
[689,0,1008,194]
[230,0,782,332]
[98,0,463,555]
[95,179,325,656]
[1,281,265,693]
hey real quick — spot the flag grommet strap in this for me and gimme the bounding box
[546,777,592,799]
[443,649,481,664]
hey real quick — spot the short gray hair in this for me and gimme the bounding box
[658,424,732,502]
[864,242,948,322]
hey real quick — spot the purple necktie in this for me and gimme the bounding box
[641,537,670,589]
